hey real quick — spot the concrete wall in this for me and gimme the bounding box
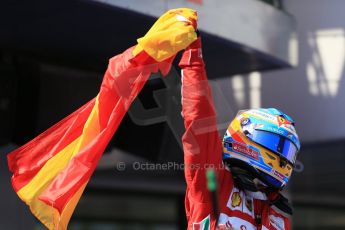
[216,0,345,143]
[95,0,297,66]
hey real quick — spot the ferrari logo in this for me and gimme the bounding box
[231,192,241,207]
[277,116,291,126]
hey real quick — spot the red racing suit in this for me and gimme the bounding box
[178,38,291,230]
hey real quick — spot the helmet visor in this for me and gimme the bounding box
[249,130,298,164]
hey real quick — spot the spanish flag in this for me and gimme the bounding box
[7,8,197,230]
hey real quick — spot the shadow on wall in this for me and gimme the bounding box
[306,28,345,98]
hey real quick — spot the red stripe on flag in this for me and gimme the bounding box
[8,98,95,191]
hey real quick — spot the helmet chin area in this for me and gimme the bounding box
[253,178,269,190]
[224,159,281,192]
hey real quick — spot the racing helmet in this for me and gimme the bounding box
[222,108,301,190]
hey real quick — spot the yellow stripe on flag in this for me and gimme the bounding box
[28,197,60,230]
[74,95,101,151]
[17,96,101,229]
[133,8,197,61]
[17,136,82,203]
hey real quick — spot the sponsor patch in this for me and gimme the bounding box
[231,192,242,208]
[261,126,286,136]
[232,142,259,160]
[273,170,285,180]
[193,215,210,230]
[249,110,276,122]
